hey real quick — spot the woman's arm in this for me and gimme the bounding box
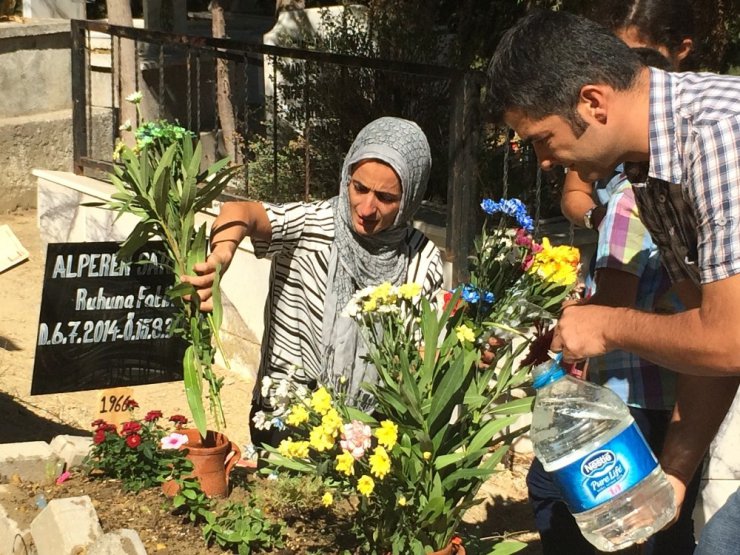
[561,170,604,228]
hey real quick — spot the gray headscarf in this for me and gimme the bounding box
[320,116,431,410]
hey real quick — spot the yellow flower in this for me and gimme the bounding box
[309,426,335,452]
[290,441,310,459]
[286,404,309,427]
[357,475,375,497]
[363,298,378,312]
[321,492,333,507]
[370,282,394,302]
[398,495,408,506]
[529,237,580,285]
[375,420,398,450]
[398,282,422,299]
[455,324,476,343]
[423,451,432,461]
[321,408,343,437]
[369,446,391,480]
[310,387,333,415]
[277,438,293,457]
[336,451,355,476]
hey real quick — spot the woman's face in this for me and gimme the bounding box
[347,160,402,236]
[615,25,693,70]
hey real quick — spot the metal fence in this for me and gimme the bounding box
[70,18,483,282]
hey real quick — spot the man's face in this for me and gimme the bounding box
[347,160,402,236]
[504,108,617,183]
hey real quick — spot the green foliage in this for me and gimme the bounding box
[202,500,287,554]
[260,284,533,554]
[172,477,214,523]
[103,107,241,438]
[84,404,193,492]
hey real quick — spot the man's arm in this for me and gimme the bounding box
[552,272,740,376]
[561,170,605,228]
[661,374,740,511]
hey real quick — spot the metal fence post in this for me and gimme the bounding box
[446,72,481,285]
[71,19,88,175]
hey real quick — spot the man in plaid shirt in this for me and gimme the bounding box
[487,10,740,554]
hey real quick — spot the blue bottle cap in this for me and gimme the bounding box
[532,353,567,389]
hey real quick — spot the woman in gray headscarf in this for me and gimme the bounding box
[186,117,443,441]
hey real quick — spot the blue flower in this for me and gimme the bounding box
[480,198,534,232]
[461,284,480,304]
[482,291,495,305]
[271,417,285,431]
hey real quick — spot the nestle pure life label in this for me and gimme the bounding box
[552,422,658,513]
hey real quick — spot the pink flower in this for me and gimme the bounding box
[340,420,372,459]
[55,471,71,485]
[515,228,532,247]
[125,433,142,448]
[522,253,535,271]
[144,410,163,422]
[160,433,189,450]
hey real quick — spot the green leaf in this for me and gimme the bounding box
[183,346,206,438]
[487,540,528,554]
[467,415,519,454]
[487,397,534,416]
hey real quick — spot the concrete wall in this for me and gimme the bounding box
[0,21,73,212]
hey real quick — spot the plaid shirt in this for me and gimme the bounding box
[586,176,681,410]
[630,68,740,286]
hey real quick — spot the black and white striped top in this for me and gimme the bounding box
[251,199,444,388]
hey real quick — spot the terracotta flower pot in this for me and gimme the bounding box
[162,429,241,498]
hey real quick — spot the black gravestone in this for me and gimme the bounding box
[31,241,186,394]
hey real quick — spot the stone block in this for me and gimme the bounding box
[0,441,62,485]
[22,0,85,19]
[49,435,92,470]
[0,486,33,555]
[30,496,102,555]
[88,528,147,555]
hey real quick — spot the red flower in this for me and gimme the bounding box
[522,253,535,271]
[121,421,142,435]
[442,290,462,315]
[102,423,117,433]
[93,430,106,444]
[169,415,188,428]
[125,433,142,448]
[123,398,139,410]
[144,410,163,422]
[91,419,106,429]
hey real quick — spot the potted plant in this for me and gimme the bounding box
[255,200,580,552]
[97,93,242,495]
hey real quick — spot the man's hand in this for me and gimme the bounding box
[656,472,688,532]
[551,302,614,361]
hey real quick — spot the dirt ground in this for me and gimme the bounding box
[0,208,542,553]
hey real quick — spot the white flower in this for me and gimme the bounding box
[341,300,360,318]
[294,384,309,400]
[260,376,273,398]
[125,91,143,104]
[275,379,290,400]
[267,471,279,481]
[118,119,132,131]
[252,410,270,430]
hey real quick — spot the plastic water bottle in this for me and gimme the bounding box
[530,356,676,551]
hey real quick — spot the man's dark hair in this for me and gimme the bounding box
[487,10,642,134]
